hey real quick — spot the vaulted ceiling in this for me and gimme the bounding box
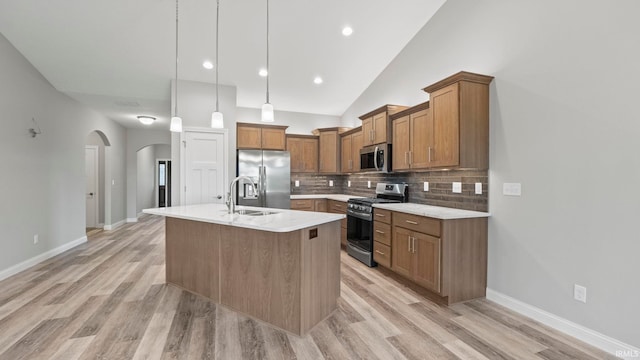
[0,0,446,129]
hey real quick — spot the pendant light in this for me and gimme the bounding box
[170,0,183,132]
[210,0,224,128]
[261,0,274,122]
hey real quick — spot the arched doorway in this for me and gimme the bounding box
[85,130,111,235]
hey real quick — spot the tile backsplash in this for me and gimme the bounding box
[291,169,488,212]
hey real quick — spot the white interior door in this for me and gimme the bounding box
[85,146,99,228]
[184,131,226,205]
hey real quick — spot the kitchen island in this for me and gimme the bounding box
[144,204,344,335]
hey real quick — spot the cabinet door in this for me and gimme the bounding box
[286,137,303,172]
[409,109,431,169]
[351,130,363,171]
[430,83,459,167]
[362,117,373,146]
[372,112,387,144]
[413,232,441,293]
[261,128,286,150]
[302,138,318,172]
[291,199,314,211]
[392,116,410,170]
[341,135,352,173]
[237,126,262,149]
[314,199,327,212]
[391,226,413,278]
[319,131,339,173]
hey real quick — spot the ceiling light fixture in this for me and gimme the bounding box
[170,0,183,133]
[261,0,274,122]
[342,26,353,37]
[138,116,156,125]
[203,61,214,70]
[313,76,323,85]
[258,69,268,77]
[211,0,224,128]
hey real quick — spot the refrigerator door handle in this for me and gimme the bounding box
[262,166,267,207]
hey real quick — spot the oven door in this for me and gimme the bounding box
[346,210,373,252]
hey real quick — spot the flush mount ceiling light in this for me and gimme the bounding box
[138,116,156,125]
[170,0,183,133]
[261,0,274,123]
[202,60,214,70]
[258,69,268,77]
[313,76,323,85]
[210,0,224,128]
[342,26,353,37]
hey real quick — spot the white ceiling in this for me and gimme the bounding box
[0,0,446,129]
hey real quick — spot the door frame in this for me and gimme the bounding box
[85,145,99,228]
[155,158,172,208]
[180,127,229,206]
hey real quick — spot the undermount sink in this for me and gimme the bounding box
[235,209,279,216]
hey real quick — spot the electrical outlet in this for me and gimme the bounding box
[475,182,483,194]
[574,284,587,303]
[33,234,39,245]
[503,183,522,196]
[329,180,334,187]
[452,182,462,193]
[367,181,371,188]
[294,180,300,187]
[423,182,429,191]
[347,181,351,187]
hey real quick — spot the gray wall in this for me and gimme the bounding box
[236,107,342,135]
[0,32,126,273]
[341,0,640,347]
[136,144,171,214]
[86,131,106,224]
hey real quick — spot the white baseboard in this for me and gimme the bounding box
[0,236,87,282]
[126,217,138,223]
[104,219,125,231]
[486,288,639,359]
[97,223,104,228]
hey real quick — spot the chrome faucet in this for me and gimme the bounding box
[227,176,258,214]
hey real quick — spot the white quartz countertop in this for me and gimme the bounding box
[143,204,345,232]
[290,194,364,202]
[373,203,490,220]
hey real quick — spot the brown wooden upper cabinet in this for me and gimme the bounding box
[237,123,288,150]
[317,128,341,173]
[421,71,494,169]
[359,105,407,146]
[286,135,318,173]
[340,127,363,173]
[391,102,431,170]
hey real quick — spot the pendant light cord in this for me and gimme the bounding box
[215,0,220,112]
[174,0,179,116]
[266,0,270,104]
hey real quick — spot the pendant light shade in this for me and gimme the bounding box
[170,0,183,132]
[261,0,274,123]
[211,0,224,128]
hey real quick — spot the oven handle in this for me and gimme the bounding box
[347,210,372,221]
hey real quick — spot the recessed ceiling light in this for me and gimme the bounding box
[342,26,353,37]
[259,69,268,77]
[313,76,323,85]
[203,61,214,70]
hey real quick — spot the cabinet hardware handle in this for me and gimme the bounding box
[409,151,413,165]
[412,236,416,253]
[428,147,432,162]
[375,213,385,217]
[375,250,385,255]
[404,151,408,165]
[405,220,419,225]
[408,235,411,252]
[375,230,385,234]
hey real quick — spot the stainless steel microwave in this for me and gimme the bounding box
[360,144,391,172]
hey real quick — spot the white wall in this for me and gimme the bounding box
[236,107,342,135]
[86,132,106,224]
[341,0,640,349]
[0,32,126,275]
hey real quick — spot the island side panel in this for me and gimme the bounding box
[300,220,341,334]
[219,226,302,335]
[165,217,220,301]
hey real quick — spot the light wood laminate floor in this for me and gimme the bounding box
[0,215,615,360]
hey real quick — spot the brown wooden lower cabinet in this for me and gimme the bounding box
[373,241,391,268]
[327,199,347,246]
[290,199,314,211]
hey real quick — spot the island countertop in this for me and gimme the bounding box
[143,203,345,232]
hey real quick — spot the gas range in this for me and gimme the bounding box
[348,197,400,213]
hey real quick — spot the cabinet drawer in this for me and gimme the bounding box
[373,242,391,268]
[290,199,314,211]
[373,221,391,246]
[392,212,440,237]
[328,200,346,213]
[373,208,391,224]
[314,199,327,212]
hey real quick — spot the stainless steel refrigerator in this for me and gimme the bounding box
[236,150,291,209]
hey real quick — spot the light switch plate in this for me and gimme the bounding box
[503,183,522,196]
[329,180,334,187]
[112,180,115,186]
[294,180,300,187]
[574,284,587,303]
[475,182,482,194]
[367,181,371,188]
[347,181,351,187]
[423,182,429,191]
[452,182,462,193]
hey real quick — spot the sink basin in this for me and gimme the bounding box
[235,209,279,216]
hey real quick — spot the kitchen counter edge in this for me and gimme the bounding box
[373,203,490,220]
